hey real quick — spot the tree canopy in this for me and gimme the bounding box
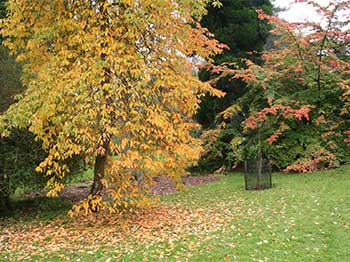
[0,0,224,214]
[207,0,350,171]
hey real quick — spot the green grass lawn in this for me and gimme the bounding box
[1,166,350,261]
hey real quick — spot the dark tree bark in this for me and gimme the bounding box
[90,152,107,196]
[89,1,111,200]
[0,172,11,212]
[89,141,108,212]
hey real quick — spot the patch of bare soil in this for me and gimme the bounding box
[60,182,91,202]
[151,175,220,196]
[22,175,221,203]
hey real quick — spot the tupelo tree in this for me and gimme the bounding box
[0,0,224,214]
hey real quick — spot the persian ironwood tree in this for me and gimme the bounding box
[0,0,224,214]
[206,0,350,171]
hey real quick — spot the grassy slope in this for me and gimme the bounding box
[1,166,350,261]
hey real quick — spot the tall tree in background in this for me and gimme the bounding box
[206,0,350,172]
[196,0,272,172]
[0,0,224,214]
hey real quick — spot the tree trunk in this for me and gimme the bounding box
[90,140,109,196]
[0,172,11,212]
[90,153,107,196]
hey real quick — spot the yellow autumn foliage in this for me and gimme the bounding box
[0,0,224,214]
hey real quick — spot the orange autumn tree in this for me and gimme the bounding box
[204,0,350,172]
[0,0,224,214]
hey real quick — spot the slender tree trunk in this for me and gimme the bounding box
[0,172,11,212]
[257,155,262,189]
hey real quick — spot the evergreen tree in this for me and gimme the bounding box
[196,0,272,172]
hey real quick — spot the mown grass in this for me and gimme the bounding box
[1,166,350,261]
[161,167,350,261]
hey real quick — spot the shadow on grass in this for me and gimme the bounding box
[0,196,72,222]
[1,170,94,222]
